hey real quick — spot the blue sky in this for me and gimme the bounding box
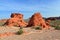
[0,0,60,19]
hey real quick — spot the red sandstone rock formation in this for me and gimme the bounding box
[4,13,27,27]
[27,12,50,29]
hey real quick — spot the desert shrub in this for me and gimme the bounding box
[54,26,60,30]
[17,29,23,35]
[50,24,56,27]
[0,22,5,26]
[35,26,42,30]
[50,20,60,27]
[20,27,23,29]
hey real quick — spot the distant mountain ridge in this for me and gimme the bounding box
[45,16,60,20]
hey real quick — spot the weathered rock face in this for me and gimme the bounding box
[4,13,27,27]
[27,12,50,29]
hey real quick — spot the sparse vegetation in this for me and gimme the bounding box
[35,26,42,30]
[50,20,60,30]
[54,26,60,30]
[0,22,5,26]
[50,20,60,26]
[17,28,23,35]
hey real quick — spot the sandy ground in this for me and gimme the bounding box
[0,26,60,40]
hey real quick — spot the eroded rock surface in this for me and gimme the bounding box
[4,13,27,27]
[27,12,50,29]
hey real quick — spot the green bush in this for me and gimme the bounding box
[35,26,42,30]
[17,29,23,35]
[55,26,60,30]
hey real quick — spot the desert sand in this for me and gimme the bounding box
[0,27,60,40]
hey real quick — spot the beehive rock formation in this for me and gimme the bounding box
[4,13,27,27]
[27,12,50,29]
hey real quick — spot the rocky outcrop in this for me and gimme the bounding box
[27,12,50,29]
[4,13,27,27]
